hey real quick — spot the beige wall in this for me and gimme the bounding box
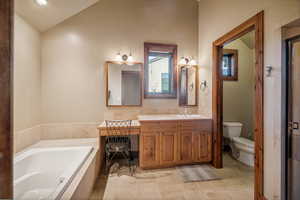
[13,15,42,152]
[41,0,199,124]
[223,39,255,140]
[198,0,300,199]
[14,14,41,131]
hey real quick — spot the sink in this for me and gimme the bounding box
[176,114,206,119]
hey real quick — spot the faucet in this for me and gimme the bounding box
[184,107,188,116]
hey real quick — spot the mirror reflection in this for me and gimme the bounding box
[148,53,172,94]
[106,62,143,107]
[179,65,198,106]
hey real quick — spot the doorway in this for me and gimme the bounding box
[282,17,300,199]
[212,11,264,200]
[286,35,300,200]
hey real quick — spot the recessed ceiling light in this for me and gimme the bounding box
[35,0,48,6]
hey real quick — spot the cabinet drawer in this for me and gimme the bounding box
[160,121,178,131]
[141,122,160,133]
[180,120,212,132]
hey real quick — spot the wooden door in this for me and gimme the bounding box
[140,132,160,168]
[287,37,300,200]
[160,131,177,165]
[193,132,212,162]
[178,131,193,163]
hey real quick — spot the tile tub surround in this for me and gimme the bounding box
[22,138,101,200]
[14,123,100,153]
[41,123,99,140]
[103,106,200,121]
[14,126,42,153]
[89,154,254,200]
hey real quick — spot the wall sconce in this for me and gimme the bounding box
[115,53,122,62]
[127,53,133,62]
[115,52,134,63]
[179,57,197,66]
[200,80,208,91]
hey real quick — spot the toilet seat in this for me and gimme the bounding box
[232,137,254,148]
[232,137,254,154]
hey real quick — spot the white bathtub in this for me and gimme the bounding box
[14,146,93,200]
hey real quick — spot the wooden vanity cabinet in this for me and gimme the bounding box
[140,119,212,169]
[139,122,160,168]
[178,131,193,163]
[192,132,212,162]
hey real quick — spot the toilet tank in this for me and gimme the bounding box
[223,122,243,139]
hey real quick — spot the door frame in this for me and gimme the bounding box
[212,11,265,200]
[0,0,13,198]
[282,33,300,200]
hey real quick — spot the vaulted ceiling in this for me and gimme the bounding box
[240,31,255,49]
[15,0,99,32]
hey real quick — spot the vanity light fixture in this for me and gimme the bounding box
[189,57,197,66]
[127,53,134,63]
[179,57,189,65]
[179,57,197,66]
[35,0,48,6]
[115,52,122,62]
[115,52,134,63]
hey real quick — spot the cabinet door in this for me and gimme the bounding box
[179,131,193,163]
[160,131,178,165]
[140,133,160,168]
[193,132,212,162]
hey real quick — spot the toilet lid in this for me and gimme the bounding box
[232,137,254,148]
[223,122,243,127]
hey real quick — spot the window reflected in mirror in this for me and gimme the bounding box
[148,52,172,94]
[106,62,143,107]
[179,65,198,106]
[222,49,238,81]
[144,43,177,98]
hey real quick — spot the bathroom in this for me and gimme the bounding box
[222,31,256,168]
[8,0,270,199]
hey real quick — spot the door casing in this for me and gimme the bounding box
[212,11,265,200]
[0,0,14,198]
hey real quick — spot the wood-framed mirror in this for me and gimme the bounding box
[144,42,178,99]
[178,65,198,106]
[105,61,143,107]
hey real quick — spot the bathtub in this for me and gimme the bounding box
[14,146,93,200]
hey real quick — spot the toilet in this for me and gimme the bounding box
[223,122,255,167]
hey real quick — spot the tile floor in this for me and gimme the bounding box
[89,154,254,200]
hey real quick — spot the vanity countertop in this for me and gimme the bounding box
[137,114,211,121]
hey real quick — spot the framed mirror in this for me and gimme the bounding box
[221,49,238,81]
[179,65,198,106]
[144,43,177,98]
[106,61,143,107]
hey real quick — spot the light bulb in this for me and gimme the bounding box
[179,57,187,65]
[36,0,48,6]
[189,59,197,66]
[127,54,133,63]
[115,53,122,62]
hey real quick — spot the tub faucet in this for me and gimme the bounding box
[59,177,65,184]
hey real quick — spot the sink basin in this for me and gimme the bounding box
[176,114,206,119]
